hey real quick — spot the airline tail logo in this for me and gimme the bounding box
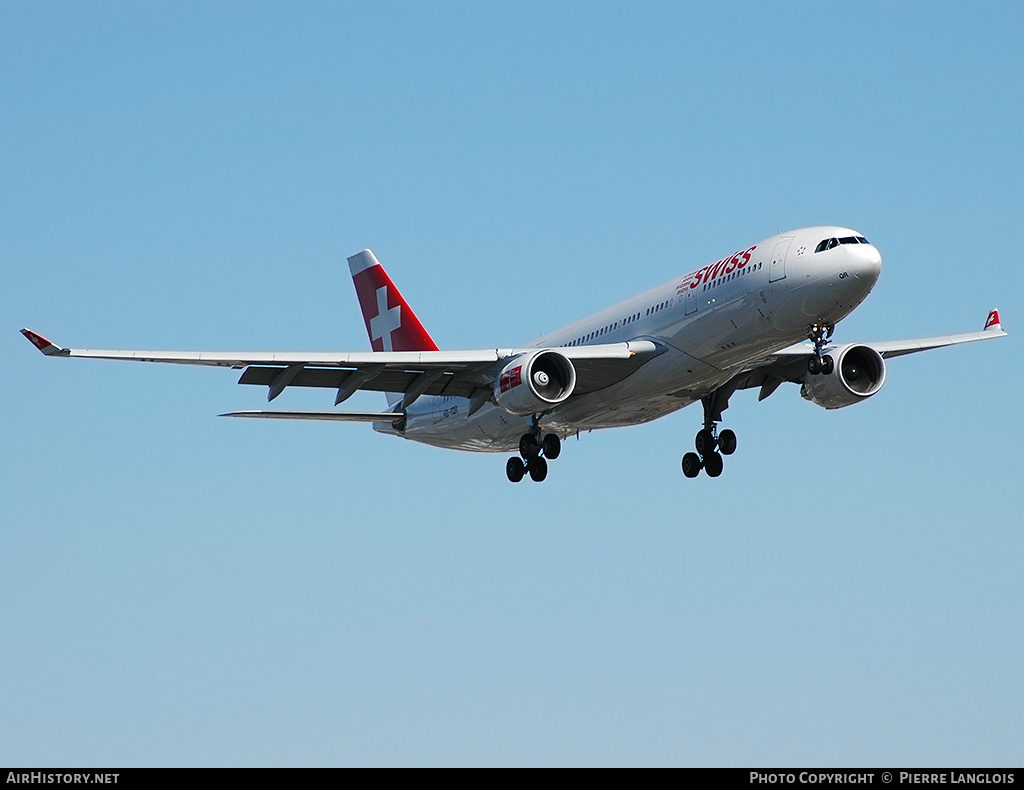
[369,286,402,351]
[985,309,1001,331]
[347,250,439,352]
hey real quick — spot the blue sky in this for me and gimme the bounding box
[3,0,1021,767]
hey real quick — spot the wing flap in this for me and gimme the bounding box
[570,354,657,394]
[237,366,471,397]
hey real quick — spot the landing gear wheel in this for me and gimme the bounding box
[542,433,561,460]
[695,429,716,455]
[686,387,742,480]
[519,433,540,459]
[805,323,834,377]
[506,457,525,483]
[528,456,548,482]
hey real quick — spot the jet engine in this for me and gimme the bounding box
[801,344,886,409]
[493,350,577,415]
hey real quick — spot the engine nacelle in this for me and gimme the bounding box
[801,344,886,409]
[494,350,577,416]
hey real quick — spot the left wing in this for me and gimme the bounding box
[767,308,1006,362]
[20,328,661,408]
[730,308,1007,402]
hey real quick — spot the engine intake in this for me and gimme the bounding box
[801,344,886,409]
[494,350,577,415]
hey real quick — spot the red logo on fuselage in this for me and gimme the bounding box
[500,366,523,393]
[676,245,757,294]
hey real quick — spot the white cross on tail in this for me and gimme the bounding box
[369,286,402,351]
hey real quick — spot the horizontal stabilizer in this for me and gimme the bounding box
[220,410,402,424]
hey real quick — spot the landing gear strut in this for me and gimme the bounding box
[682,388,738,479]
[806,322,835,376]
[506,418,561,483]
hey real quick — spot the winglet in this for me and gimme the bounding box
[20,328,69,356]
[984,309,1002,332]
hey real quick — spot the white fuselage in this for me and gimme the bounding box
[379,227,882,452]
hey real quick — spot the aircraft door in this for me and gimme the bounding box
[685,288,697,315]
[769,238,792,283]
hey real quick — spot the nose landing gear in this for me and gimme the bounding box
[506,420,561,483]
[806,323,835,376]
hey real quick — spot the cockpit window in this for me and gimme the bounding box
[815,235,871,252]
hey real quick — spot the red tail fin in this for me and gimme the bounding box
[346,250,439,352]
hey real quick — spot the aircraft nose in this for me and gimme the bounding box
[850,244,882,285]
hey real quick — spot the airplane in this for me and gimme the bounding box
[21,226,1006,483]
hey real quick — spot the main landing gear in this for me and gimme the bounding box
[681,426,736,478]
[806,322,835,376]
[682,387,738,479]
[506,423,561,483]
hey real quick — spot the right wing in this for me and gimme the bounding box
[21,328,661,410]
